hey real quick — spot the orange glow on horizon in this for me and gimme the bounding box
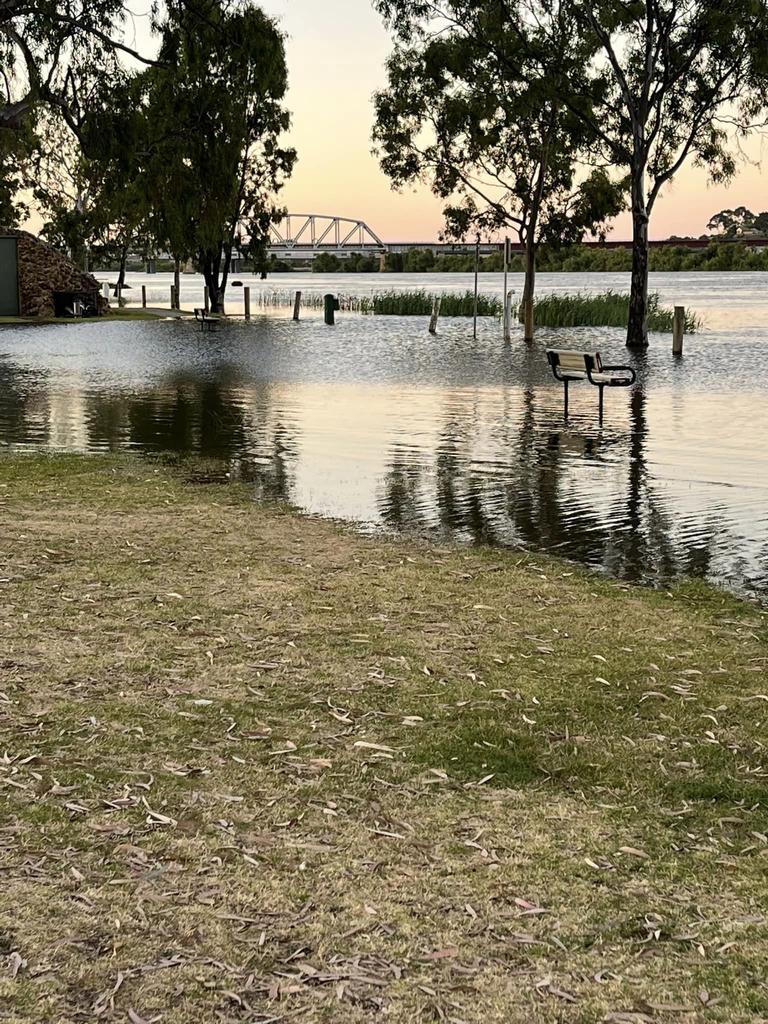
[261,0,768,244]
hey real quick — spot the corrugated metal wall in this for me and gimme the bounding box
[0,237,19,316]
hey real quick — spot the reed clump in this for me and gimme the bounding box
[253,289,502,316]
[529,290,701,332]
[252,288,699,331]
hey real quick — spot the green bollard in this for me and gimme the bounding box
[324,293,340,325]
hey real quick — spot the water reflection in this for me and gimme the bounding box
[379,375,748,589]
[0,316,766,595]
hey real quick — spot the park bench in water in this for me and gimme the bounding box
[546,349,636,423]
[194,307,222,332]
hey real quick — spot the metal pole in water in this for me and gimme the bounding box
[293,291,302,321]
[473,236,480,339]
[503,237,510,342]
[672,306,685,355]
[244,286,251,320]
[505,291,515,340]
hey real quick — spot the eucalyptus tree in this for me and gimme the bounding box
[376,1,768,347]
[0,117,34,225]
[707,207,762,237]
[568,1,768,346]
[0,1,161,136]
[136,0,295,312]
[373,1,623,341]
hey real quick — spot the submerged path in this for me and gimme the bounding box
[0,455,766,1023]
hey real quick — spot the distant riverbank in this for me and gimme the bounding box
[307,240,768,275]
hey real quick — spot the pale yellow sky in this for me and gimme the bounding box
[117,1,768,242]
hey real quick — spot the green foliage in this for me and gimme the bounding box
[531,292,700,332]
[355,290,500,316]
[536,241,768,274]
[249,288,698,329]
[313,252,380,273]
[315,241,768,277]
[572,1,768,344]
[376,0,768,348]
[0,1,145,138]
[128,0,295,311]
[6,1,296,307]
[707,207,768,238]
[373,0,625,305]
[0,121,35,226]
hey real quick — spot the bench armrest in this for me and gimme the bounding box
[587,364,636,386]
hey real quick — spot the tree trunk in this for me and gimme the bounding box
[173,257,181,310]
[116,247,128,292]
[201,250,224,313]
[517,114,555,339]
[522,235,536,344]
[627,174,650,348]
[219,243,233,309]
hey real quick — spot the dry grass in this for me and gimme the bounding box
[0,455,766,1024]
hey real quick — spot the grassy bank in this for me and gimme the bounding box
[0,308,164,326]
[1,455,766,1023]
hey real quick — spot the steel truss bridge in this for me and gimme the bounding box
[154,213,743,268]
[266,214,387,259]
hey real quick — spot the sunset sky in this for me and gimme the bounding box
[130,0,767,243]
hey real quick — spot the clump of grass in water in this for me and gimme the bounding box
[530,290,701,332]
[253,289,502,316]
[252,288,699,330]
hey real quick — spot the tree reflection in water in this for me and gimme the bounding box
[1,348,764,592]
[83,376,297,502]
[380,372,726,588]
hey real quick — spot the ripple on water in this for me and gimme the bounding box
[1,305,767,595]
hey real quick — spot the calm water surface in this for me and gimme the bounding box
[1,271,767,595]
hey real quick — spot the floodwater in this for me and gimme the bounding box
[1,270,767,596]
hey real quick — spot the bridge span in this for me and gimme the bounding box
[261,216,747,262]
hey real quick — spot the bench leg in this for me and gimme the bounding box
[563,379,569,419]
[598,385,604,425]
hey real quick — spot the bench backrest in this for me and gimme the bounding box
[546,349,602,375]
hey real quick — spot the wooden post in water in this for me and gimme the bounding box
[204,286,210,314]
[503,237,511,342]
[292,290,302,321]
[244,286,251,320]
[428,296,442,335]
[324,294,339,326]
[473,236,480,339]
[141,285,147,308]
[672,306,685,355]
[524,297,534,344]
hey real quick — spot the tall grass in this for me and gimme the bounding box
[252,289,502,316]
[250,288,699,331]
[530,291,701,332]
